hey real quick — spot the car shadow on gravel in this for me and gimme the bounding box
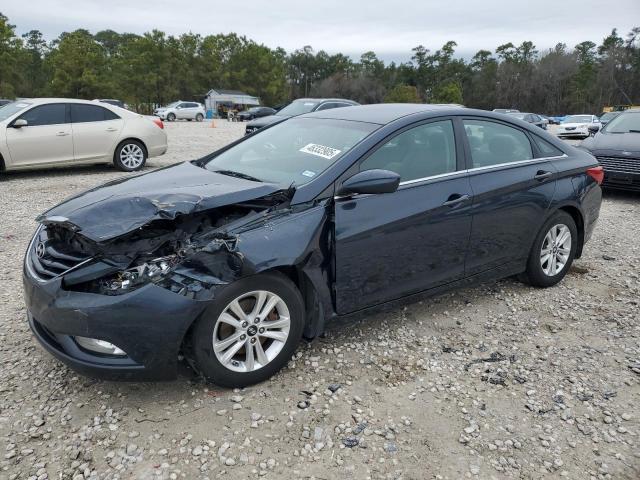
[0,163,159,182]
[602,188,640,200]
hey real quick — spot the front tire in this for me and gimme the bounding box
[520,211,577,288]
[191,272,304,388]
[113,140,147,171]
[167,112,176,122]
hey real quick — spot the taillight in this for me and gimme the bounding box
[153,118,164,129]
[586,165,604,185]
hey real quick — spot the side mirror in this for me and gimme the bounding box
[339,169,400,196]
[588,124,600,135]
[12,119,27,128]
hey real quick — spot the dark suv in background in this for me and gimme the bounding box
[237,106,276,121]
[244,98,359,134]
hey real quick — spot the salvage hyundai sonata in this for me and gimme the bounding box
[24,104,603,387]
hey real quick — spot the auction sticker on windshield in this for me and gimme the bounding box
[299,143,342,160]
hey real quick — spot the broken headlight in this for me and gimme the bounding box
[100,255,180,294]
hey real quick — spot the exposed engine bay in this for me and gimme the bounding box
[40,191,295,300]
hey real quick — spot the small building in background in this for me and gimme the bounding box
[204,89,260,118]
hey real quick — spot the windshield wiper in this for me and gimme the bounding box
[214,170,263,182]
[629,129,640,133]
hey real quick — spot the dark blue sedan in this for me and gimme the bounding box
[24,104,603,387]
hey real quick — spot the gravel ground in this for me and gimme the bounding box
[0,121,638,480]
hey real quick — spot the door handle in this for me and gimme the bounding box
[56,132,69,136]
[442,194,470,207]
[534,170,553,181]
[106,127,118,132]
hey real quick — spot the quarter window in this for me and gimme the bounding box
[18,104,67,126]
[70,104,120,123]
[360,120,457,182]
[533,136,564,157]
[463,120,533,168]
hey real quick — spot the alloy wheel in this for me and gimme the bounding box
[212,290,291,373]
[119,144,144,169]
[540,224,572,276]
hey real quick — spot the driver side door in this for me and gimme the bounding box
[334,119,473,314]
[5,103,74,168]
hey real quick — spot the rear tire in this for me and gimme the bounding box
[520,211,577,288]
[196,113,204,122]
[113,140,147,172]
[191,272,304,388]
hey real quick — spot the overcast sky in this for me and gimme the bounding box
[4,0,639,62]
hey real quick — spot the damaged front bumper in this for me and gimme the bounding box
[23,270,210,381]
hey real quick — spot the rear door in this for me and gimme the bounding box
[334,118,473,313]
[5,103,73,167]
[461,118,557,275]
[70,104,124,163]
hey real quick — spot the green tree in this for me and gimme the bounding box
[47,29,111,98]
[384,84,421,103]
[0,13,23,97]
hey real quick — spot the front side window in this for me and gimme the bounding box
[360,120,457,182]
[71,104,120,123]
[205,117,377,186]
[18,104,67,126]
[463,120,533,168]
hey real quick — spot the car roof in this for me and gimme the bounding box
[292,98,358,104]
[16,98,119,106]
[301,103,465,125]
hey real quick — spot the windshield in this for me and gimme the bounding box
[276,101,319,116]
[564,115,592,124]
[0,101,32,122]
[602,112,640,133]
[247,107,260,112]
[507,113,527,120]
[165,101,180,108]
[205,117,377,186]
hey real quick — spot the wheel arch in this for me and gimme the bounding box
[556,204,585,258]
[0,151,5,172]
[267,266,326,340]
[113,137,149,161]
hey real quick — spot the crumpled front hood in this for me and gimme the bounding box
[38,162,282,242]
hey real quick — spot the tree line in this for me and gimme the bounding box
[0,13,638,114]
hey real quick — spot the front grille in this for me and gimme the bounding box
[596,156,640,175]
[29,226,91,280]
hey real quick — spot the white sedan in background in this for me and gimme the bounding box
[556,114,600,139]
[0,98,167,172]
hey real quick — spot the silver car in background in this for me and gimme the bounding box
[153,101,205,122]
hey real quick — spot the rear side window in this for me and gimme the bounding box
[19,104,67,126]
[71,104,120,123]
[463,120,533,168]
[533,136,564,157]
